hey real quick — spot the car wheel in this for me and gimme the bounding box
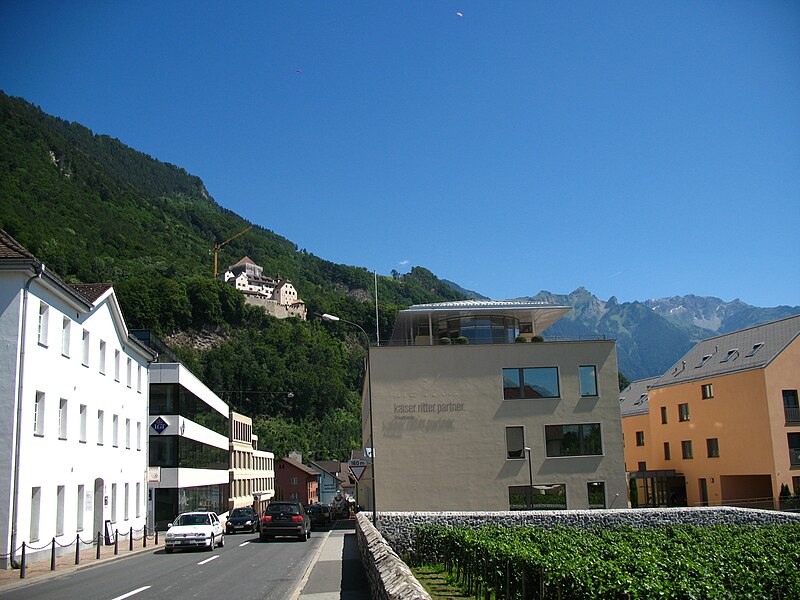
[219,534,224,548]
[208,534,215,551]
[165,547,173,554]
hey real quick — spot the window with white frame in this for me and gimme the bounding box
[136,482,141,518]
[79,404,87,442]
[62,317,71,357]
[77,485,85,531]
[126,358,132,388]
[136,422,141,451]
[124,483,129,520]
[97,410,104,445]
[125,418,130,449]
[113,414,119,447]
[37,302,49,346]
[34,391,45,436]
[58,398,67,440]
[111,483,117,523]
[56,485,65,536]
[99,340,106,374]
[137,365,142,393]
[114,350,120,382]
[30,487,41,541]
[82,329,90,366]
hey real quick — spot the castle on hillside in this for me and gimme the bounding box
[219,257,307,320]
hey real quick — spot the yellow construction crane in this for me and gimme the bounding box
[211,226,253,277]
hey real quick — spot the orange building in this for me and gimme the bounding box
[621,315,800,508]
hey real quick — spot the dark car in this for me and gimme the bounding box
[260,501,311,542]
[306,504,333,529]
[226,506,259,534]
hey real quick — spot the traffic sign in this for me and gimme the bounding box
[350,465,367,481]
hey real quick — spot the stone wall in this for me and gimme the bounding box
[355,513,431,600]
[375,507,800,559]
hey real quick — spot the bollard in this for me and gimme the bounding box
[129,527,134,551]
[114,530,119,555]
[155,529,159,545]
[50,537,56,571]
[75,534,80,565]
[143,527,147,548]
[20,542,26,579]
[96,531,102,559]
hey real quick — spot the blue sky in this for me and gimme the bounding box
[2,1,798,306]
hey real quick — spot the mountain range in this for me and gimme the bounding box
[2,90,797,390]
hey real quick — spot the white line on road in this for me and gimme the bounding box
[239,541,250,547]
[197,555,220,566]
[111,586,151,600]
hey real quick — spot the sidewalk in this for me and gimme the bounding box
[293,520,371,600]
[0,534,163,592]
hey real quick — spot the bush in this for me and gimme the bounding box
[515,335,528,343]
[438,337,452,345]
[531,335,544,343]
[455,336,469,345]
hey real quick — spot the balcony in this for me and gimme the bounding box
[785,406,800,425]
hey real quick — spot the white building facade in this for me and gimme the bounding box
[0,230,155,568]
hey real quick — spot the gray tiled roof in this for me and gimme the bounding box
[0,229,36,260]
[651,315,800,389]
[70,283,113,303]
[619,377,660,416]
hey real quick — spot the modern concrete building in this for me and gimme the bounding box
[0,230,155,568]
[229,410,275,514]
[147,363,230,530]
[360,300,628,512]
[622,315,800,508]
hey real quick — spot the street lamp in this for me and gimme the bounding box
[321,313,377,526]
[524,447,533,510]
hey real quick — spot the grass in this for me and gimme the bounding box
[412,565,472,599]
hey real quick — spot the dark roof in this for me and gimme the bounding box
[651,315,800,389]
[0,229,36,260]
[70,283,113,303]
[619,377,660,417]
[278,457,319,477]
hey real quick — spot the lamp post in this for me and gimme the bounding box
[524,447,533,510]
[321,313,377,526]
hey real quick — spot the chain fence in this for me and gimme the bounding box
[0,526,162,579]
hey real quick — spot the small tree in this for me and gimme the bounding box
[629,476,639,508]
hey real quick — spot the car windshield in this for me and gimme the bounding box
[231,508,252,517]
[175,514,211,526]
[267,504,299,515]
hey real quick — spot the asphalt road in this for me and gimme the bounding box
[1,531,322,600]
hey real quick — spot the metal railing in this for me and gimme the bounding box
[785,406,800,424]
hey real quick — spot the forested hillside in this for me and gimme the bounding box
[0,91,464,459]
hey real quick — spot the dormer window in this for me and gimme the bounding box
[695,354,712,368]
[745,343,764,357]
[720,349,739,363]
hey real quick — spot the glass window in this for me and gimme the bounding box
[99,340,106,374]
[707,438,719,458]
[34,391,45,436]
[56,485,65,536]
[77,485,85,531]
[149,384,228,437]
[505,426,525,459]
[126,358,132,388]
[82,329,90,366]
[37,302,49,346]
[545,424,602,457]
[113,414,119,447]
[681,440,693,459]
[80,404,87,442]
[62,318,70,357]
[111,483,117,523]
[660,406,668,424]
[511,483,566,510]
[695,355,712,368]
[97,410,104,445]
[30,487,41,541]
[701,384,713,399]
[587,482,605,509]
[664,441,671,460]
[720,349,738,363]
[114,350,120,382]
[745,343,764,357]
[579,366,598,397]
[503,367,559,399]
[679,403,690,421]
[58,398,67,439]
[149,436,228,469]
[635,431,645,446]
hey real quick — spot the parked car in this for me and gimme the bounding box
[165,511,224,553]
[226,507,259,534]
[306,503,333,529]
[260,501,311,542]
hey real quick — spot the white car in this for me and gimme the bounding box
[164,511,224,553]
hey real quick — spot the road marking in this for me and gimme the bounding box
[197,555,219,565]
[111,586,151,600]
[239,541,250,547]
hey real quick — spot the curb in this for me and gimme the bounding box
[288,527,333,600]
[0,542,163,593]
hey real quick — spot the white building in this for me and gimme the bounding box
[220,256,307,320]
[147,363,231,530]
[0,230,156,568]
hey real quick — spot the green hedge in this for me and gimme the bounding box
[413,524,800,599]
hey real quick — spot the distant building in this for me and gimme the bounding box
[148,363,230,530]
[308,460,348,506]
[621,315,800,509]
[275,456,319,505]
[0,230,155,568]
[360,300,628,512]
[229,411,275,514]
[220,257,306,320]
